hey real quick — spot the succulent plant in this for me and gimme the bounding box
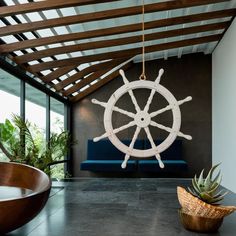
[188,163,228,204]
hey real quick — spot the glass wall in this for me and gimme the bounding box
[25,83,47,139]
[0,69,21,161]
[50,98,66,179]
[0,67,69,177]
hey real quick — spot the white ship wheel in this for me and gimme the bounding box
[92,68,192,169]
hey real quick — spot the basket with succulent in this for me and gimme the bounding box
[177,164,236,233]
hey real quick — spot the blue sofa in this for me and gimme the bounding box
[80,139,187,172]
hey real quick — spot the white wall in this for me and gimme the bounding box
[212,18,236,193]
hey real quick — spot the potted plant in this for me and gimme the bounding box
[0,114,74,177]
[177,164,236,233]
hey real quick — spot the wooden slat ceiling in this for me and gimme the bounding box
[0,0,235,103]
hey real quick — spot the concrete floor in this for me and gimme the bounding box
[9,178,236,236]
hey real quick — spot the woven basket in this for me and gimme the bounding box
[177,186,236,219]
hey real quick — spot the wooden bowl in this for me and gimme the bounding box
[0,162,51,234]
[179,208,223,233]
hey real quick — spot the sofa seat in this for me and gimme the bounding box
[80,160,137,172]
[138,160,187,172]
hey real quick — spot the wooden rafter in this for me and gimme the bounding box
[27,34,222,73]
[1,8,234,54]
[14,21,229,64]
[63,70,110,96]
[61,59,129,96]
[54,59,126,91]
[0,0,229,37]
[41,66,76,83]
[0,0,120,17]
[70,62,133,103]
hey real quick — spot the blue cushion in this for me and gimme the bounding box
[87,139,144,160]
[80,160,137,172]
[144,139,182,160]
[138,160,187,172]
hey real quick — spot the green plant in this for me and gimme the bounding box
[188,164,228,204]
[0,115,74,176]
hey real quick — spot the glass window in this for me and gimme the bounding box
[25,84,46,138]
[0,69,20,162]
[0,69,20,122]
[50,98,64,134]
[50,98,65,179]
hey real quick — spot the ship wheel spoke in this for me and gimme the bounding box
[150,96,192,118]
[121,126,141,169]
[93,121,136,142]
[144,127,164,168]
[150,121,192,140]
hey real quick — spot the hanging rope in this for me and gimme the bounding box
[139,0,146,80]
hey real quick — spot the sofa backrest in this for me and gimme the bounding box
[144,139,182,160]
[87,139,144,160]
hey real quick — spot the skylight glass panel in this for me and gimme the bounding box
[35,46,47,51]
[54,26,70,35]
[78,63,90,71]
[0,20,6,27]
[90,79,99,85]
[25,48,34,53]
[48,43,64,48]
[1,35,18,43]
[14,51,24,56]
[72,92,79,96]
[63,41,76,46]
[64,84,73,90]
[18,0,28,3]
[60,75,69,80]
[23,32,36,40]
[80,85,90,92]
[37,29,54,37]
[59,7,76,17]
[42,57,53,62]
[40,70,51,76]
[55,54,70,60]
[25,12,42,22]
[28,61,39,65]
[68,70,77,76]
[5,16,17,25]
[70,51,83,57]
[16,14,27,23]
[4,0,15,6]
[42,9,59,20]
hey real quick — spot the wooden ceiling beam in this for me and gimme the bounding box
[15,21,229,64]
[63,70,110,96]
[54,59,126,91]
[70,62,133,103]
[61,59,128,96]
[0,0,229,37]
[1,8,234,53]
[27,34,223,73]
[40,65,76,83]
[0,0,119,17]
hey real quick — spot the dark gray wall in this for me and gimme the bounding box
[72,53,212,177]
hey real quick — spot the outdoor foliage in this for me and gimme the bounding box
[0,114,73,176]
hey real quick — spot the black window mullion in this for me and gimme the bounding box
[46,95,50,143]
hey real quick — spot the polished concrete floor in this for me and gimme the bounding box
[9,178,236,236]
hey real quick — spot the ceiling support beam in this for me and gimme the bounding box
[54,59,126,91]
[0,0,230,37]
[61,59,128,96]
[40,66,76,83]
[70,62,133,103]
[14,21,229,64]
[0,0,120,17]
[0,8,234,54]
[27,34,223,73]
